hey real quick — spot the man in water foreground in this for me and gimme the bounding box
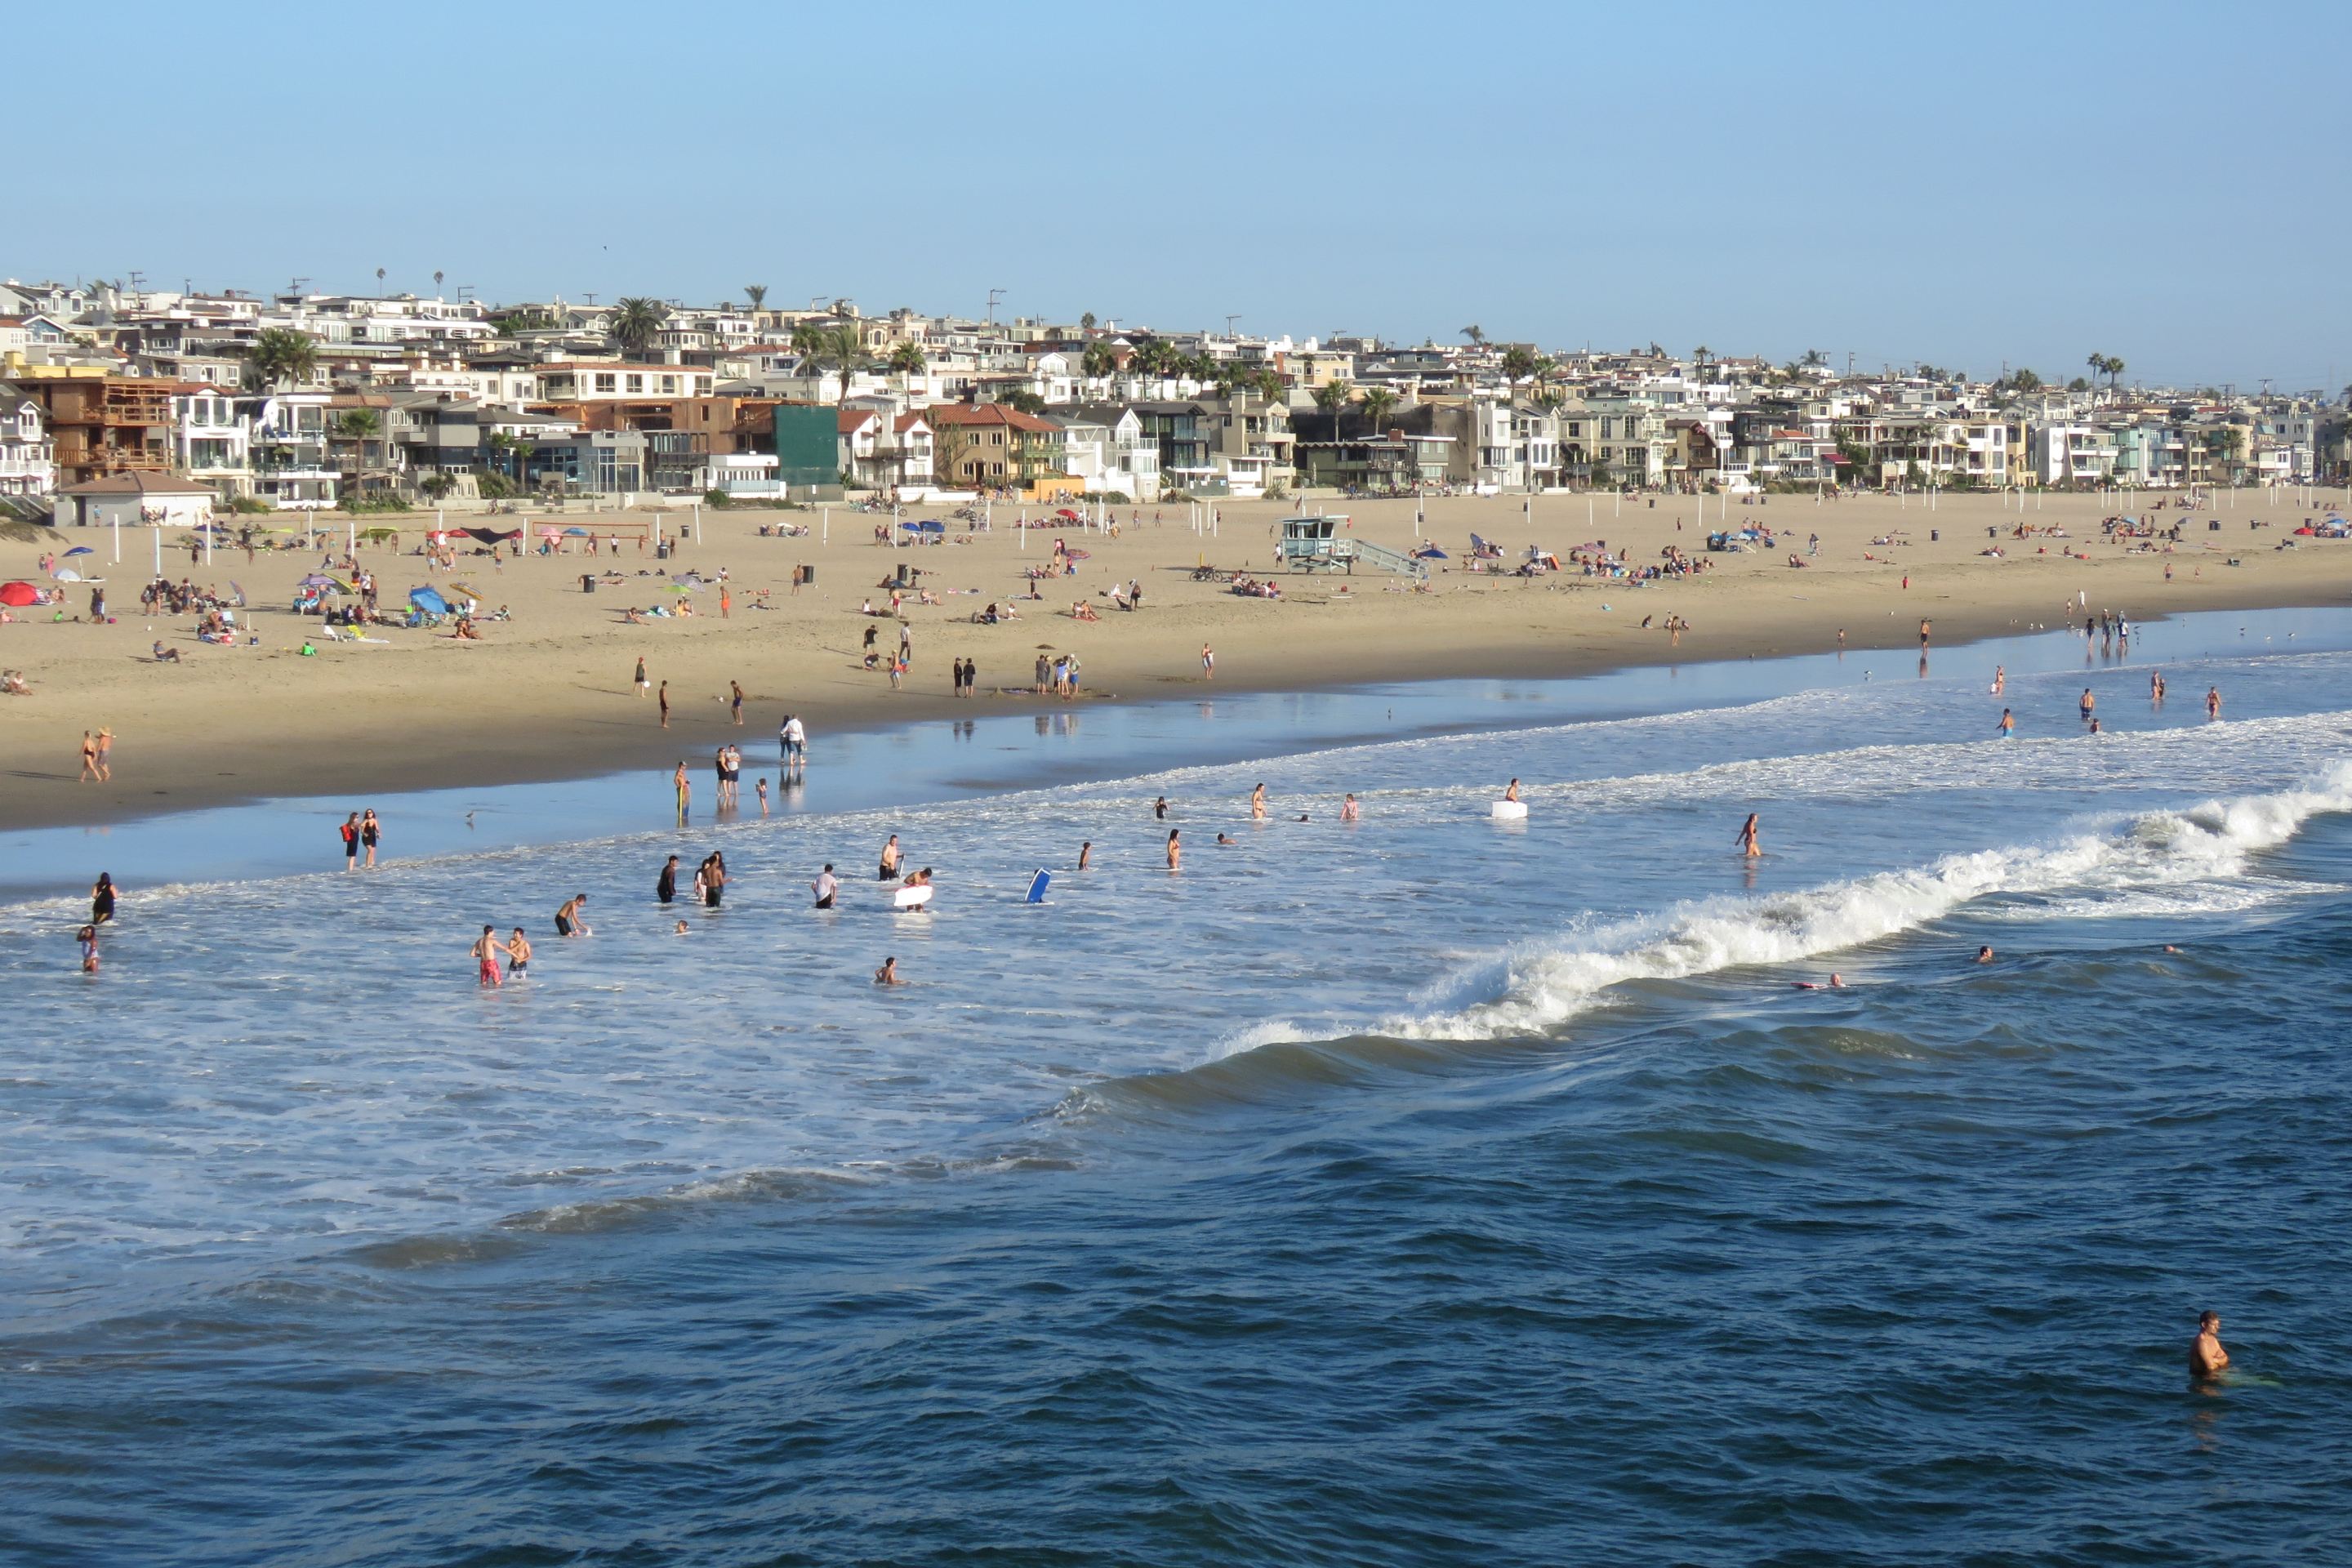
[2191,1311,2229,1379]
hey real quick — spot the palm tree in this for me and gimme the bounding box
[1312,378,1353,439]
[1080,311,1098,333]
[1080,341,1120,381]
[433,270,444,294]
[1252,367,1284,403]
[795,321,865,402]
[2087,352,2113,393]
[1361,386,1400,430]
[2105,356,2126,391]
[886,341,927,378]
[245,326,318,390]
[1459,325,1486,347]
[1692,345,1713,369]
[1801,348,1828,369]
[611,296,668,357]
[1500,345,1539,384]
[744,284,768,311]
[376,266,386,291]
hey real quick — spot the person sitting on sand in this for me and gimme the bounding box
[151,642,182,664]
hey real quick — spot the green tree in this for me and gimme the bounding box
[244,326,318,390]
[1500,345,1539,384]
[1000,390,1047,416]
[1080,341,1119,380]
[611,296,668,356]
[1800,348,1827,368]
[1080,311,1098,333]
[2069,376,2091,392]
[420,473,457,501]
[886,341,927,376]
[1361,386,1400,430]
[330,408,382,475]
[744,284,768,311]
[795,321,865,401]
[1312,379,1352,437]
[1459,325,1485,346]
[1692,345,1713,369]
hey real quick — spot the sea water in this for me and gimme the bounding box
[5,610,2351,1565]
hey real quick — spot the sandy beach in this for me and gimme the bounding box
[2,487,2345,830]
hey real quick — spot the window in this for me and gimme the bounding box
[595,372,617,393]
[1601,417,1615,438]
[626,374,644,394]
[660,375,676,394]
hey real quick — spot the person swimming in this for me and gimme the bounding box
[1976,946,1994,964]
[1216,832,1238,845]
[875,956,904,987]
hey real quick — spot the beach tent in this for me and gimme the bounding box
[1410,545,1449,559]
[671,570,708,588]
[408,586,451,615]
[0,581,38,606]
[1468,532,1503,559]
[899,519,944,534]
[299,573,352,593]
[563,527,592,537]
[51,567,82,582]
[464,526,521,545]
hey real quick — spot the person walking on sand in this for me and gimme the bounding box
[635,657,649,697]
[730,679,746,727]
[95,728,111,782]
[1201,643,1215,680]
[1166,828,1182,871]
[472,924,505,988]
[658,680,671,728]
[341,812,361,871]
[361,808,381,869]
[78,730,99,782]
[782,713,807,770]
[1738,813,1761,858]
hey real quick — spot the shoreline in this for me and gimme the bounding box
[4,490,2345,833]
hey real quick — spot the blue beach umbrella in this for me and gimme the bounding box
[62,546,94,556]
[408,586,451,615]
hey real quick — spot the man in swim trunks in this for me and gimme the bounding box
[658,855,679,903]
[879,835,902,880]
[875,956,904,986]
[507,928,531,978]
[2079,688,2096,722]
[1997,708,2015,738]
[555,893,590,937]
[813,864,838,908]
[2190,1311,2229,1378]
[472,924,504,987]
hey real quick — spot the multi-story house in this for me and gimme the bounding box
[1584,395,1668,488]
[174,387,251,501]
[1198,394,1294,496]
[0,383,54,496]
[536,363,715,402]
[924,403,1069,495]
[243,391,338,509]
[2027,421,2120,487]
[16,371,176,487]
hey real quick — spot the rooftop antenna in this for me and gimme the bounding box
[584,292,598,305]
[127,270,146,292]
[987,287,1004,327]
[1225,314,1241,336]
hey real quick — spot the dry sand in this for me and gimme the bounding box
[3,487,2346,831]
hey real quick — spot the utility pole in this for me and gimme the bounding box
[1225,314,1241,336]
[987,288,1004,327]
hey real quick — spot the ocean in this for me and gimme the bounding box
[5,608,2350,1566]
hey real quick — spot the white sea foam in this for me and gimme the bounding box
[1374,763,2352,1042]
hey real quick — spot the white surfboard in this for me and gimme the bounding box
[893,884,933,910]
[1490,800,1528,820]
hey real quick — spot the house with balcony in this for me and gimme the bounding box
[1198,394,1295,496]
[535,363,715,402]
[1060,404,1158,499]
[174,387,251,501]
[924,403,1070,497]
[837,407,936,492]
[0,383,55,496]
[243,391,338,509]
[2027,421,2120,487]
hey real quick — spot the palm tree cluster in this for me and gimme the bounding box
[793,321,866,402]
[244,326,318,390]
[610,296,669,357]
[2086,352,2127,391]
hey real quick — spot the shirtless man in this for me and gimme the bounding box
[875,956,905,987]
[555,893,591,937]
[2079,688,2096,723]
[1503,778,1521,804]
[2190,1311,2229,1378]
[471,924,505,987]
[879,834,902,881]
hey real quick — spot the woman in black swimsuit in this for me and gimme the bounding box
[360,808,381,869]
[91,871,116,925]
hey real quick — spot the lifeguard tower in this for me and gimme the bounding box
[1277,515,1427,579]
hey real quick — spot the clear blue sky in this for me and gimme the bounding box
[20,0,2349,390]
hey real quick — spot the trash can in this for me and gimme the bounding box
[893,563,909,586]
[1930,528,1939,541]
[801,564,816,586]
[581,574,595,594]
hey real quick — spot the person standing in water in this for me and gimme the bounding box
[91,872,117,926]
[506,928,531,978]
[77,924,100,974]
[471,924,505,988]
[879,834,902,881]
[875,956,905,987]
[1737,813,1761,858]
[812,864,839,909]
[1154,795,1169,820]
[555,893,591,937]
[1250,783,1267,821]
[2190,1310,2229,1379]
[657,854,680,904]
[1077,841,1092,871]
[1504,778,1521,804]
[1166,828,1181,871]
[1997,708,2015,739]
[673,760,690,819]
[2207,686,2221,719]
[1990,666,2004,695]
[2079,688,2096,724]
[341,812,361,871]
[1340,793,1360,822]
[360,809,381,870]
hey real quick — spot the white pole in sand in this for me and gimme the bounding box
[112,512,120,565]
[152,520,161,577]
[822,508,829,546]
